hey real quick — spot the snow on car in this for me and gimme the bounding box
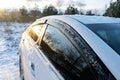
[19,15,120,80]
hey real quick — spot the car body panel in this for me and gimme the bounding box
[19,15,120,80]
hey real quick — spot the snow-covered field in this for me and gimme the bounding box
[0,22,30,80]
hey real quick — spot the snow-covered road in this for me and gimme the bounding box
[0,22,29,80]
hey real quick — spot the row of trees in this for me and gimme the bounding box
[0,5,94,22]
[0,0,120,22]
[104,0,120,17]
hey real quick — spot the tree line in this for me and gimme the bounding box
[0,5,94,22]
[0,0,120,22]
[104,0,120,17]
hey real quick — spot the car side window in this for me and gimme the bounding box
[29,25,43,41]
[40,25,82,75]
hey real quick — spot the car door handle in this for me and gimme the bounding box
[31,63,35,71]
[30,62,35,77]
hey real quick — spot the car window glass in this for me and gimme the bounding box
[97,30,108,41]
[41,25,80,64]
[87,23,120,55]
[29,25,43,41]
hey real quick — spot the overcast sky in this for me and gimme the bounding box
[0,0,117,10]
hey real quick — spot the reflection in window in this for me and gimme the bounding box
[87,23,120,55]
[42,25,80,64]
[29,25,42,41]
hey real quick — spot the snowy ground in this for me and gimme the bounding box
[0,22,30,80]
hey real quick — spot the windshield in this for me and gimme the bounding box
[87,23,120,55]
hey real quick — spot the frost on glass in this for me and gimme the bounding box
[43,26,80,64]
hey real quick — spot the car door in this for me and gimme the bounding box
[22,23,44,80]
[30,24,64,80]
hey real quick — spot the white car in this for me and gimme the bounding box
[19,15,120,80]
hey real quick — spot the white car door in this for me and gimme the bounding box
[31,24,64,80]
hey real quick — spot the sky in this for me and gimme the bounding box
[0,0,117,11]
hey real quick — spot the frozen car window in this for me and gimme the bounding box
[41,25,80,64]
[87,23,120,55]
[29,25,42,41]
